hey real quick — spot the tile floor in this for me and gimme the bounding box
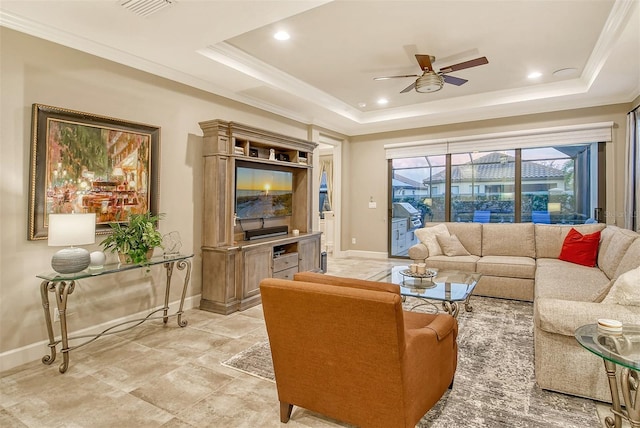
[0,256,621,427]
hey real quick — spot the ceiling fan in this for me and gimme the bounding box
[374,54,488,93]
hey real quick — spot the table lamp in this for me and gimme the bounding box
[48,213,96,274]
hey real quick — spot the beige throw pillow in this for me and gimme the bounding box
[414,224,450,256]
[436,234,471,256]
[602,266,640,306]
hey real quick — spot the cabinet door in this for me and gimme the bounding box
[391,220,400,254]
[298,237,320,272]
[243,246,272,299]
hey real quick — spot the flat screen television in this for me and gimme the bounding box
[235,164,293,220]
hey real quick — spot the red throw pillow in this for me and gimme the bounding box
[558,228,601,267]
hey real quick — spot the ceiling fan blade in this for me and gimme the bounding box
[442,74,468,86]
[415,54,434,71]
[439,56,488,73]
[400,81,417,93]
[373,74,420,81]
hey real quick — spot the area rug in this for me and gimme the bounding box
[221,296,600,427]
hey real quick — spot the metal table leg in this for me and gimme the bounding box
[441,301,460,318]
[620,368,639,428]
[175,259,192,328]
[162,259,191,327]
[39,281,57,366]
[603,360,640,428]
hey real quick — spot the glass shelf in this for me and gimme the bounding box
[37,253,194,282]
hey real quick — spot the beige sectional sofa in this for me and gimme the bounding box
[408,222,640,402]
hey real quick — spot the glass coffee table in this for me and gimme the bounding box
[369,266,481,318]
[575,323,640,428]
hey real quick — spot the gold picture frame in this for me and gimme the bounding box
[28,104,160,240]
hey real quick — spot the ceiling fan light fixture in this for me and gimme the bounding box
[415,72,444,93]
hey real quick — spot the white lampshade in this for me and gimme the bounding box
[48,213,96,274]
[48,213,96,247]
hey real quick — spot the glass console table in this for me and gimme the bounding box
[575,323,640,428]
[37,253,193,374]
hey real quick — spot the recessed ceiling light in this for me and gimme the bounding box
[553,67,578,77]
[273,31,290,41]
[377,98,388,105]
[357,102,367,108]
[527,71,542,79]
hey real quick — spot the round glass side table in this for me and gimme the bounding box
[575,323,640,428]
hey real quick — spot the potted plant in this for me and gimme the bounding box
[100,212,164,265]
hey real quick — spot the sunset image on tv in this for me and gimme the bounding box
[235,166,293,219]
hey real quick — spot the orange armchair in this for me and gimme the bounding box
[259,273,458,428]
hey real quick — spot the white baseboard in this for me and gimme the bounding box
[344,250,389,259]
[0,294,201,373]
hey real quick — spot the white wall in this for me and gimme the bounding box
[0,28,310,369]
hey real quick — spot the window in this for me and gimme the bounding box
[451,150,515,223]
[521,145,594,224]
[389,143,601,255]
[390,156,446,256]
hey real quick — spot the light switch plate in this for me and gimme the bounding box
[368,202,377,209]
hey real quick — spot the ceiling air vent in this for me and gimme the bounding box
[120,0,174,18]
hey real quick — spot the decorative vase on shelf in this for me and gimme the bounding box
[162,231,182,258]
[89,251,107,269]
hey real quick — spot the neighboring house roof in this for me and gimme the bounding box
[392,174,422,188]
[427,152,565,183]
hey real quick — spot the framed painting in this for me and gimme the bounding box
[28,104,160,240]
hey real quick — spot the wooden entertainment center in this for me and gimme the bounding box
[199,120,321,314]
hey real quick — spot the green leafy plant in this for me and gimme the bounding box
[100,213,164,265]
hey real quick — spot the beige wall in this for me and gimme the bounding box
[347,104,632,253]
[0,28,310,364]
[0,26,635,368]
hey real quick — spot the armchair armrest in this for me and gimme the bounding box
[404,313,457,345]
[424,314,456,341]
[534,298,640,336]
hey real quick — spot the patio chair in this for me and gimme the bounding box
[472,210,491,223]
[532,211,551,224]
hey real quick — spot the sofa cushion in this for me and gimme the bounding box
[443,222,483,256]
[534,298,640,336]
[415,224,450,256]
[598,226,638,279]
[476,256,536,279]
[602,266,640,306]
[425,255,479,272]
[535,258,610,301]
[482,223,535,257]
[614,238,640,279]
[534,224,606,259]
[436,234,470,256]
[558,228,601,267]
